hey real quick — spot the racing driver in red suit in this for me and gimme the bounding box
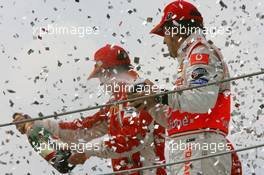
[13,44,166,175]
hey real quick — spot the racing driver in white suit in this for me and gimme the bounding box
[128,1,242,175]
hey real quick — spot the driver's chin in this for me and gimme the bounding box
[169,51,177,58]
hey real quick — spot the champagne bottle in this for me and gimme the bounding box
[27,126,75,174]
[13,114,75,174]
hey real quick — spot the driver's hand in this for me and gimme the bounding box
[128,79,158,111]
[12,113,33,134]
[68,153,88,165]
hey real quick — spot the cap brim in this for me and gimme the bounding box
[150,22,165,37]
[87,67,100,80]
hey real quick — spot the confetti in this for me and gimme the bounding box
[219,0,228,9]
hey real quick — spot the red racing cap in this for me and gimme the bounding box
[87,44,131,80]
[150,0,203,37]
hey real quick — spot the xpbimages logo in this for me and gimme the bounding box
[34,141,100,154]
[32,24,100,38]
[97,82,168,95]
[168,140,232,154]
[164,24,232,38]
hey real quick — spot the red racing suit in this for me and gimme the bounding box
[32,73,166,175]
[149,32,242,175]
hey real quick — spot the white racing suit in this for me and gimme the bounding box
[149,33,242,175]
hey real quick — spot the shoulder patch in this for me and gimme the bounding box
[190,53,209,66]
